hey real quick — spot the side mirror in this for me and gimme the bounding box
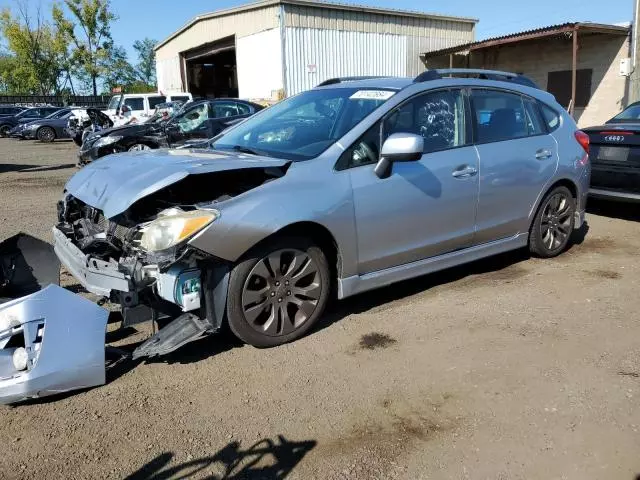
[374,133,424,179]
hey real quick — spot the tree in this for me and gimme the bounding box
[53,0,116,95]
[0,0,70,94]
[99,45,135,93]
[133,37,157,89]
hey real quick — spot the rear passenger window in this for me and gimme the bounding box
[148,96,166,109]
[540,103,560,132]
[124,97,144,111]
[522,97,546,135]
[471,90,528,143]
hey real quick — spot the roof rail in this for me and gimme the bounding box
[413,69,539,89]
[316,76,391,87]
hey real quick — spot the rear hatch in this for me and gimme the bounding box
[585,125,640,194]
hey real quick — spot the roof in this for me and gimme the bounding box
[156,0,479,51]
[421,22,630,58]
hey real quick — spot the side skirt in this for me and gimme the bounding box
[338,233,529,299]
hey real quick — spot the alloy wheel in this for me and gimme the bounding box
[39,128,54,142]
[241,249,322,337]
[540,192,573,250]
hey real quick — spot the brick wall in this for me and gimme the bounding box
[426,33,631,127]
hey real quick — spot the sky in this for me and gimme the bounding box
[0,0,635,61]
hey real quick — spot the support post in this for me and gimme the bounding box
[570,26,578,116]
[449,54,453,68]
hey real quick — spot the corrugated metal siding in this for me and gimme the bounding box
[284,3,474,39]
[156,5,280,61]
[156,57,183,92]
[284,27,407,95]
[237,28,284,99]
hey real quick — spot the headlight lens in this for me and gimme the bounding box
[93,135,122,148]
[140,209,219,252]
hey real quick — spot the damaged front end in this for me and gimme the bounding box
[54,155,289,358]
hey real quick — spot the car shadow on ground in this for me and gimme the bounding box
[123,436,316,480]
[588,198,640,222]
[0,163,76,174]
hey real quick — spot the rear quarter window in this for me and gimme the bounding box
[540,103,560,132]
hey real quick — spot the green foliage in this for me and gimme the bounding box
[133,37,157,88]
[0,1,70,94]
[53,0,117,95]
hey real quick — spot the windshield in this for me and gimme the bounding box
[611,104,640,122]
[107,95,122,110]
[46,109,69,119]
[212,87,395,160]
[15,108,33,118]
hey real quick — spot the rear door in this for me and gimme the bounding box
[472,88,558,244]
[587,126,640,196]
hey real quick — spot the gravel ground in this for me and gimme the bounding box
[1,139,640,480]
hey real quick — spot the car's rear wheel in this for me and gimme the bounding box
[37,126,56,143]
[529,185,576,258]
[128,143,151,151]
[226,237,330,347]
[0,125,10,137]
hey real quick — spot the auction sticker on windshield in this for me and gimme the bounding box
[350,90,395,100]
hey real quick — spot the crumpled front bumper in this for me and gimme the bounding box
[52,226,131,297]
[0,285,108,405]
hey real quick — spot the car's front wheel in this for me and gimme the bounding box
[37,127,56,143]
[128,143,152,151]
[0,125,10,137]
[226,237,331,347]
[529,185,576,258]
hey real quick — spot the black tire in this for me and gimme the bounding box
[226,236,331,347]
[529,185,576,258]
[37,126,56,143]
[73,135,82,146]
[0,125,10,137]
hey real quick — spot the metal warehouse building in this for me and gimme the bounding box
[155,0,477,100]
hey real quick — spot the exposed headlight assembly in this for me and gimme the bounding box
[93,135,122,148]
[140,209,219,252]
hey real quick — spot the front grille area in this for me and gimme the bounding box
[59,195,137,252]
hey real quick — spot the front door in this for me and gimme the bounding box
[343,88,480,274]
[470,89,559,244]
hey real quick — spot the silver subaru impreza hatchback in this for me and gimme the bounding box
[54,69,591,356]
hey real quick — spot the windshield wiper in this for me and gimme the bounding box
[229,145,263,156]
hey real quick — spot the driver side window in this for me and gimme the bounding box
[336,88,467,170]
[176,103,210,132]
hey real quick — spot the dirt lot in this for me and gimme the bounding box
[1,139,639,480]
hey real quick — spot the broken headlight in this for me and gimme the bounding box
[139,209,219,252]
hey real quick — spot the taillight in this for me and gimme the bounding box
[575,130,590,154]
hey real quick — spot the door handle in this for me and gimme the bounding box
[452,165,478,178]
[535,149,553,160]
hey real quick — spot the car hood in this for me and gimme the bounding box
[65,149,289,218]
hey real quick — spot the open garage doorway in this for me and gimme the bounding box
[183,36,238,99]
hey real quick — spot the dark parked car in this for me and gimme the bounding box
[0,105,25,118]
[78,99,263,165]
[583,102,640,201]
[0,106,62,137]
[10,108,79,142]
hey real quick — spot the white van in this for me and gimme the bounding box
[104,92,193,125]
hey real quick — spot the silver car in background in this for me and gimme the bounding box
[54,69,591,355]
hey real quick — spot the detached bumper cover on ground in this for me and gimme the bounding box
[0,285,107,405]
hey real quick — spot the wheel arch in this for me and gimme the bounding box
[528,177,578,230]
[244,221,342,281]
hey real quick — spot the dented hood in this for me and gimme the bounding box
[65,149,289,219]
